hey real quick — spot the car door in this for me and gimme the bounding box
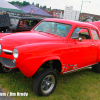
[68,27,94,70]
[90,29,100,63]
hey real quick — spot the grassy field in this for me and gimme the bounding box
[0,68,100,100]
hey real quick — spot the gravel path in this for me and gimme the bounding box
[0,89,13,100]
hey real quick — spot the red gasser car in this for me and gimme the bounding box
[0,18,100,96]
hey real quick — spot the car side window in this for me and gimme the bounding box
[19,20,26,27]
[91,29,99,40]
[26,20,39,27]
[71,27,91,39]
[56,24,70,37]
[19,20,39,28]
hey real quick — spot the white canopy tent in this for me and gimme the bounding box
[0,0,25,13]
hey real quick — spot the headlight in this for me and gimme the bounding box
[13,49,18,58]
[0,44,2,55]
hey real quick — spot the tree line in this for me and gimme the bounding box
[9,1,30,6]
[8,1,49,10]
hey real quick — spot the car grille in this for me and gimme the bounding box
[0,57,16,68]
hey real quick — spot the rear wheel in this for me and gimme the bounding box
[0,63,12,73]
[92,63,100,73]
[33,68,58,96]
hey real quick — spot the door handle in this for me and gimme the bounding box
[92,44,94,46]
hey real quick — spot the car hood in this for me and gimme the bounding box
[0,31,64,50]
[0,33,11,38]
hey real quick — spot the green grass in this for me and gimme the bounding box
[0,69,100,100]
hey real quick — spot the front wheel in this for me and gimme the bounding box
[0,63,12,73]
[33,68,58,96]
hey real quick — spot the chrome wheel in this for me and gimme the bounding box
[33,68,58,96]
[41,75,55,94]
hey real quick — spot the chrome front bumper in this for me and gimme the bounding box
[0,57,16,68]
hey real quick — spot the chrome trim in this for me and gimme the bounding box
[0,57,16,68]
[92,44,94,46]
[63,63,98,74]
[2,49,13,54]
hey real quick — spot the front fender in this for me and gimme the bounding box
[16,55,62,77]
[16,42,69,77]
[42,56,61,64]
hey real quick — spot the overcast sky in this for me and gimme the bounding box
[6,0,100,15]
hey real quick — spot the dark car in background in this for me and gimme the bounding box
[9,16,43,32]
[0,14,43,73]
[0,14,43,33]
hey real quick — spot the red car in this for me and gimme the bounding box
[0,18,100,96]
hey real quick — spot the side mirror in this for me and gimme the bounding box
[79,37,82,42]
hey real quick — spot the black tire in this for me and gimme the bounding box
[33,68,58,96]
[92,62,100,73]
[0,63,12,73]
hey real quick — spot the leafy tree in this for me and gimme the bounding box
[32,2,34,5]
[40,5,43,9]
[8,1,30,6]
[83,19,86,22]
[8,1,15,5]
[23,1,30,6]
[93,17,99,21]
[47,7,51,10]
[16,1,23,6]
[36,3,39,8]
[50,7,51,10]
[9,1,23,6]
[43,5,47,9]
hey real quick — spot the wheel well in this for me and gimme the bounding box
[40,60,62,74]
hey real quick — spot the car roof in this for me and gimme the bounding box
[90,21,100,31]
[10,16,44,20]
[43,18,98,30]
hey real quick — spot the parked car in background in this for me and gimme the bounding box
[0,18,100,96]
[0,14,43,33]
[0,14,10,33]
[0,14,43,72]
[9,16,43,32]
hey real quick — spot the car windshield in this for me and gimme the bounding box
[34,21,72,37]
[10,17,19,27]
